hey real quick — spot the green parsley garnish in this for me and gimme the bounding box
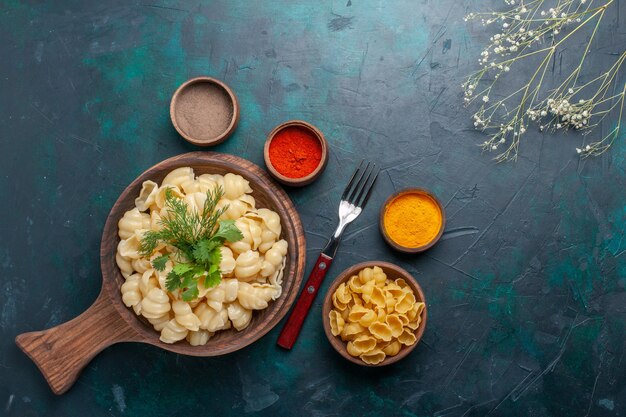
[140,186,243,301]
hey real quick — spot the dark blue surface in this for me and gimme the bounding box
[1,0,625,416]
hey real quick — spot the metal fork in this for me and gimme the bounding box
[277,161,380,349]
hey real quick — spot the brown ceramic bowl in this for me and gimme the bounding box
[263,120,328,187]
[170,77,240,146]
[322,261,427,367]
[379,188,446,253]
[15,152,306,394]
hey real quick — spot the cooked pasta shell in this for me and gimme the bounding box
[160,319,188,343]
[135,180,159,212]
[172,300,201,331]
[186,329,212,346]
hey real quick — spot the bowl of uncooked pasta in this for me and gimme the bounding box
[322,261,427,367]
[15,152,306,395]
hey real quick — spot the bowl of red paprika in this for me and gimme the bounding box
[263,120,328,187]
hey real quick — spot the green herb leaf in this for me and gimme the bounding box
[151,255,169,272]
[181,285,199,302]
[192,239,220,264]
[173,263,193,275]
[214,219,244,243]
[165,270,181,292]
[138,184,242,300]
[181,270,197,289]
[203,264,222,288]
[209,246,222,266]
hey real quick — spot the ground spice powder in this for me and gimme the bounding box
[383,193,442,248]
[268,126,322,178]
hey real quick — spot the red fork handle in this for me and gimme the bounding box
[277,253,333,349]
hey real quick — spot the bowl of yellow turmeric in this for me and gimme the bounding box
[379,188,445,253]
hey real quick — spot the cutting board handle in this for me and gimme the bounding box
[15,289,137,394]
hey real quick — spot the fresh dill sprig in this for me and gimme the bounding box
[139,186,243,301]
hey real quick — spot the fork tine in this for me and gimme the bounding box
[352,163,375,206]
[355,165,380,208]
[340,160,365,201]
[346,161,371,203]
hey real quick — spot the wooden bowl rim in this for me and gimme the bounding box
[379,188,446,254]
[170,76,240,147]
[263,120,328,187]
[100,152,306,356]
[321,260,428,367]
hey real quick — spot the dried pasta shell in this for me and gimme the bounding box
[398,329,417,346]
[385,314,404,338]
[332,291,348,311]
[381,340,402,356]
[352,335,377,354]
[368,322,393,342]
[384,291,396,312]
[348,275,363,293]
[360,280,375,303]
[407,301,425,321]
[335,283,351,304]
[358,267,374,284]
[360,348,386,365]
[368,286,386,308]
[341,322,365,341]
[394,291,416,314]
[397,313,410,326]
[347,304,368,322]
[328,310,345,336]
[407,316,422,330]
[385,283,404,298]
[358,309,377,327]
[394,278,408,289]
[371,266,387,287]
[375,306,386,322]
